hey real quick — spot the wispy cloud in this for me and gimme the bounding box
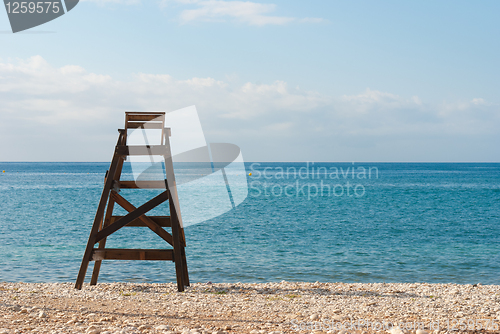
[81,0,324,26]
[0,56,498,161]
[81,0,141,5]
[163,0,324,26]
[471,98,489,106]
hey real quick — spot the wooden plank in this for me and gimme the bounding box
[181,245,190,287]
[169,187,186,291]
[126,112,164,116]
[91,249,173,261]
[163,138,183,230]
[126,114,164,122]
[116,145,170,156]
[90,197,115,285]
[94,190,169,243]
[110,216,171,227]
[126,122,164,129]
[163,134,188,291]
[117,180,166,189]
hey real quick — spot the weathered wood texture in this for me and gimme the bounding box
[75,112,189,292]
[91,249,174,261]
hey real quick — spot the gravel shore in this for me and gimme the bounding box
[1,282,499,334]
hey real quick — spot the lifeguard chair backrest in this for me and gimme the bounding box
[125,112,166,145]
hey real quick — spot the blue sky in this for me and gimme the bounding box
[0,0,499,161]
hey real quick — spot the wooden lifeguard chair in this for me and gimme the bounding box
[75,112,189,292]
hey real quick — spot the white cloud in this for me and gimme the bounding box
[182,77,226,88]
[0,56,499,162]
[165,0,323,26]
[82,0,324,26]
[471,98,488,105]
[299,17,325,24]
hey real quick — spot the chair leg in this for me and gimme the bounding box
[181,246,190,287]
[75,136,123,290]
[90,199,116,285]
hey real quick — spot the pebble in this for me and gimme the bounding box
[155,325,171,330]
[9,306,20,312]
[389,327,404,334]
[0,282,498,334]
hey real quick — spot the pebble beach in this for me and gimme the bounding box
[1,282,499,334]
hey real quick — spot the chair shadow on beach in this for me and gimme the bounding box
[16,284,428,330]
[198,283,422,299]
[73,282,422,299]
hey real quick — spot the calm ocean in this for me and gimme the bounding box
[0,162,499,285]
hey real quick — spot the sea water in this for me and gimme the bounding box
[0,162,499,284]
